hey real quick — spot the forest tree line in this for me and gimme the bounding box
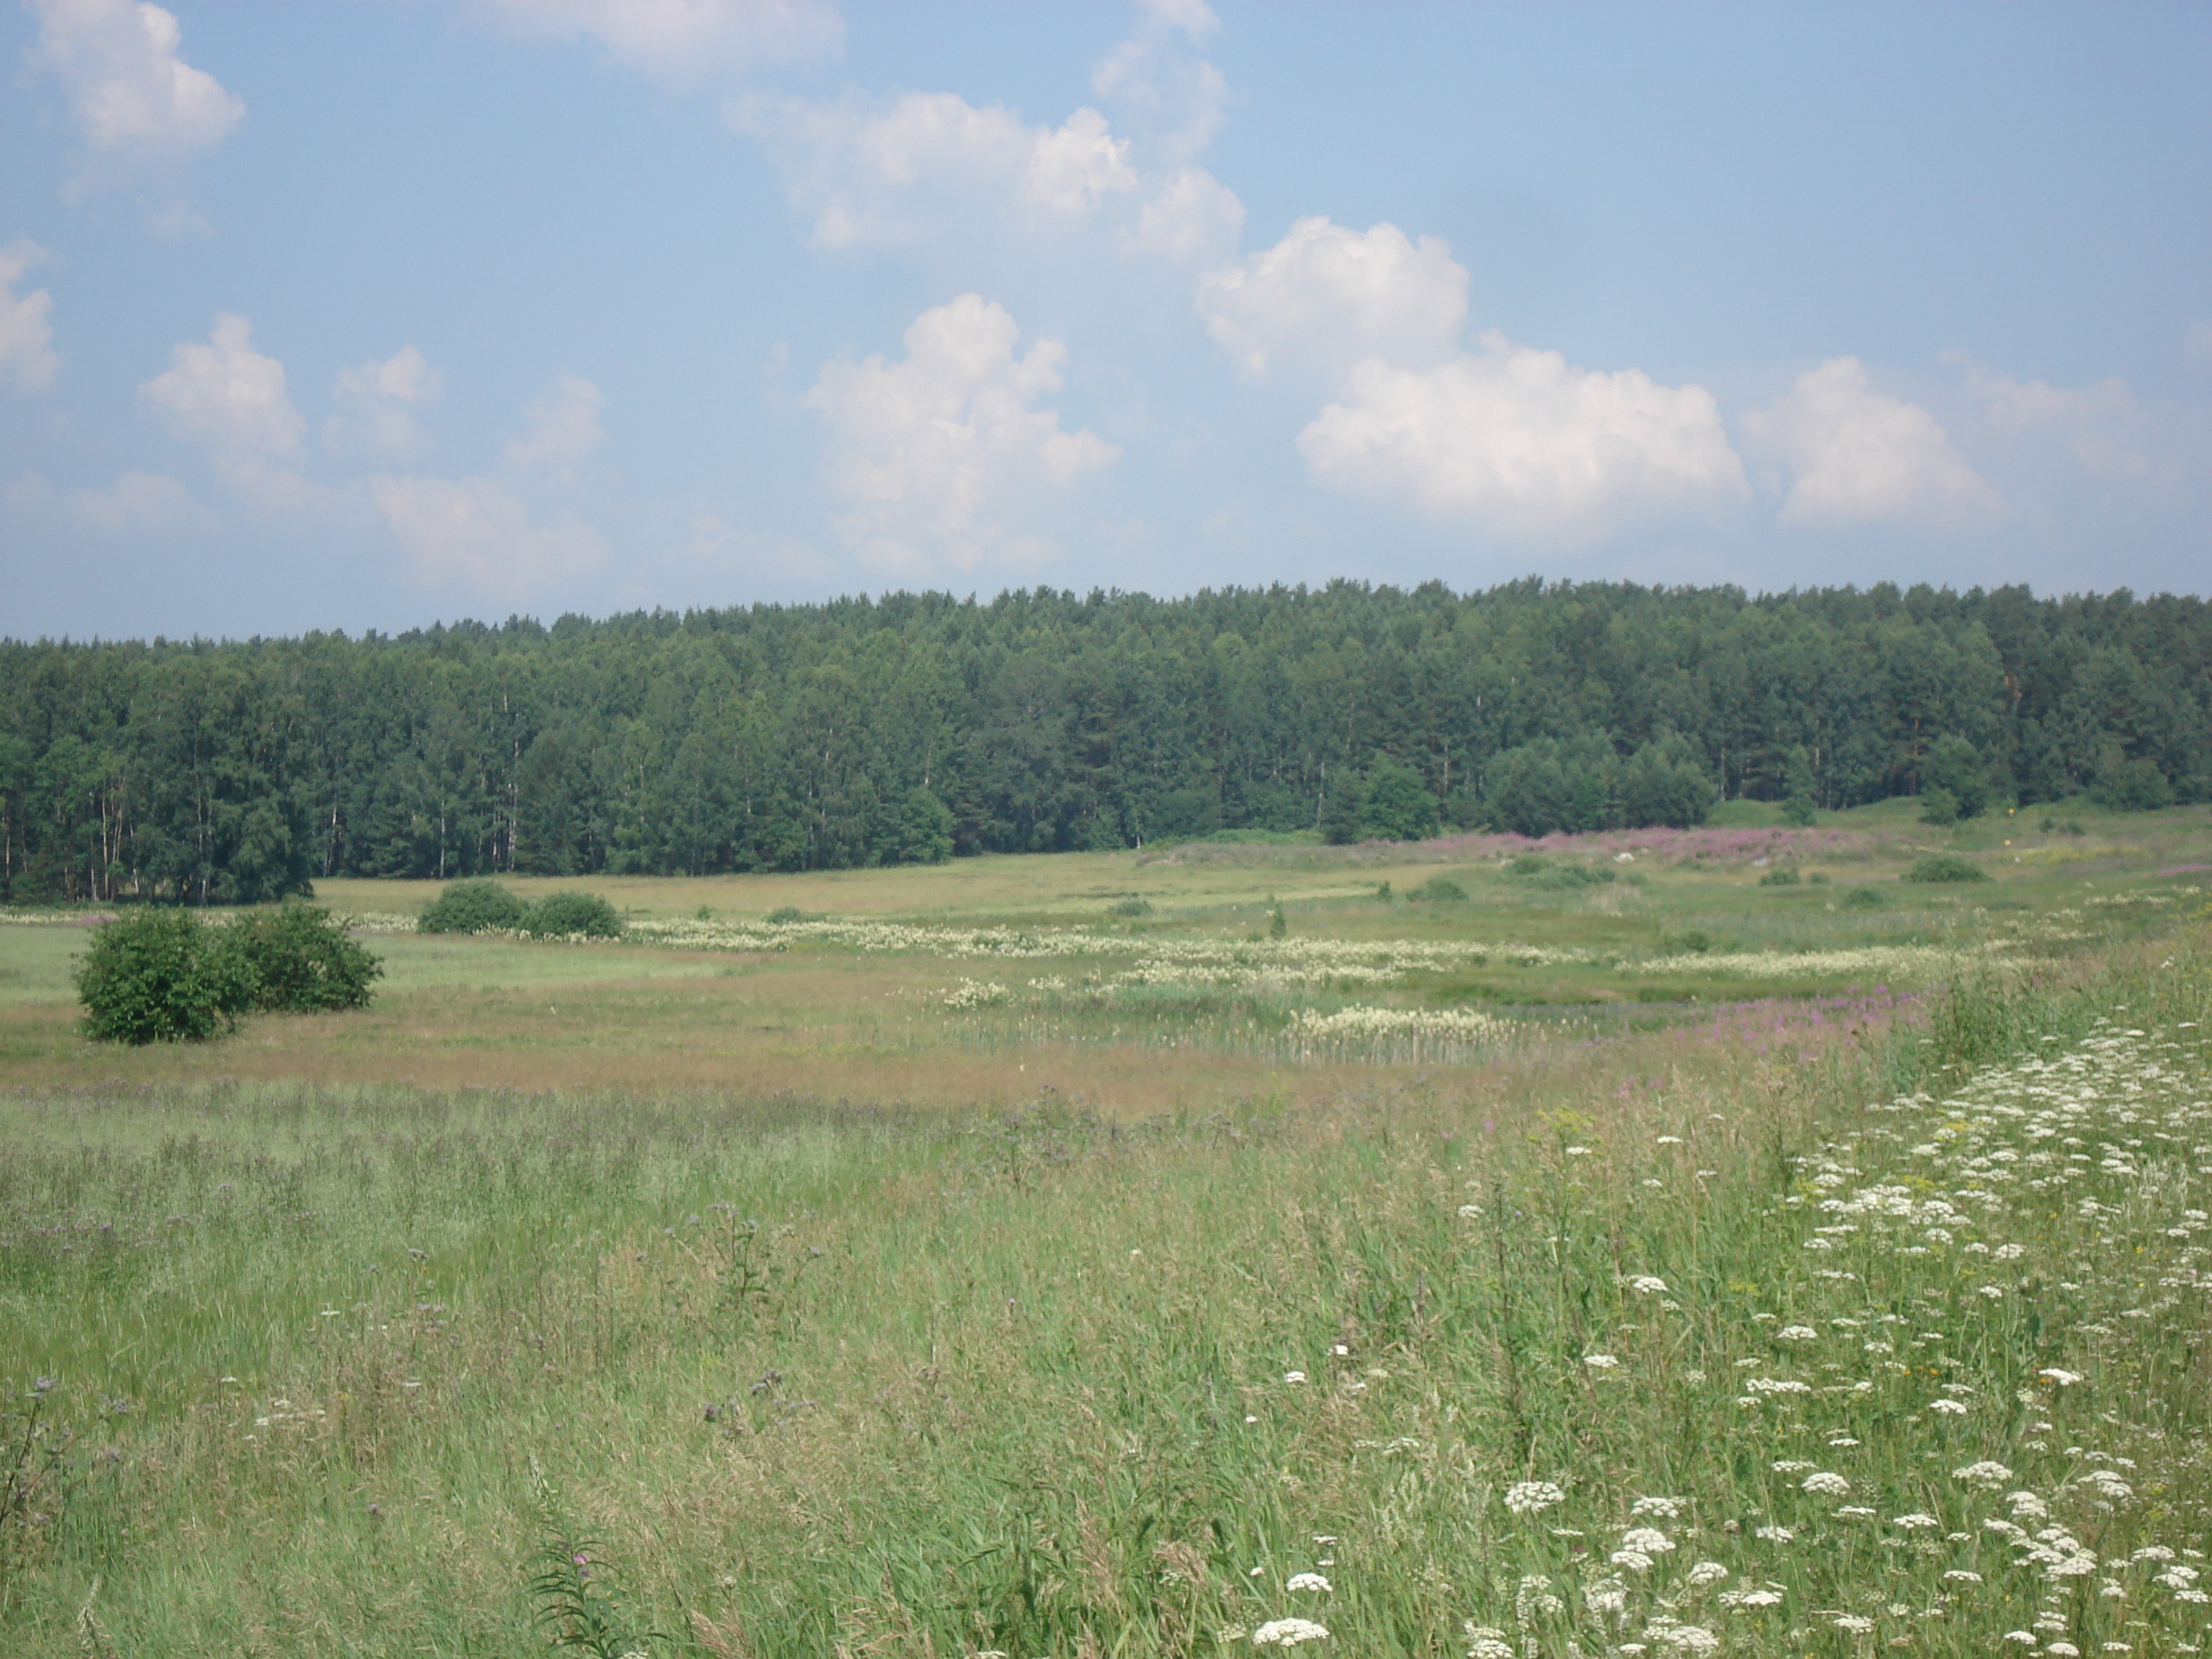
[2,579,2206,905]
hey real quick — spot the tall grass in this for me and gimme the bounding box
[0,935,2206,1655]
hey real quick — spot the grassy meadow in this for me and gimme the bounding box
[2,801,2210,1655]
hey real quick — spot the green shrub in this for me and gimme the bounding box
[1756,866,1800,886]
[75,909,253,1044]
[1668,929,1712,954]
[1508,855,1612,892]
[417,879,527,935]
[521,891,624,939]
[1840,885,1889,910]
[229,904,382,1010]
[1807,870,1830,884]
[1108,896,1153,918]
[1917,786,1960,826]
[1902,852,1990,884]
[1409,874,1468,902]
[765,906,805,925]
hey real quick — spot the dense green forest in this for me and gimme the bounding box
[2,580,2206,904]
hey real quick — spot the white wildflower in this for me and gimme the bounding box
[1928,1398,1969,1415]
[1503,1481,1565,1515]
[1892,1513,1939,1529]
[1584,1354,1622,1370]
[1252,1617,1331,1647]
[1686,1562,1728,1587]
[1775,1325,1818,1342]
[1583,1576,1628,1617]
[1629,1275,1669,1295]
[1723,1588,1784,1609]
[1954,1460,2013,1486]
[1753,1525,1796,1543]
[1802,1472,1851,1496]
[1287,1573,1331,1594]
[1464,1626,1515,1659]
[1832,1614,1875,1634]
[1629,1496,1683,1519]
[1620,1528,1676,1555]
[2038,1368,2084,1386]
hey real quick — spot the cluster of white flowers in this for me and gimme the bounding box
[939,978,1011,1009]
[1621,939,2039,980]
[1503,1481,1566,1516]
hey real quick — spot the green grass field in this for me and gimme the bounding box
[2,803,2209,1655]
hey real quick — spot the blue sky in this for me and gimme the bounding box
[2,0,2207,640]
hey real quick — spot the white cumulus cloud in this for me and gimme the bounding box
[1196,217,1468,379]
[139,314,305,474]
[1743,357,2003,528]
[324,346,443,460]
[372,474,609,599]
[806,293,1118,574]
[735,90,1138,251]
[0,244,60,391]
[464,0,840,83]
[1134,166,1244,258]
[1962,362,2148,479]
[1091,0,1229,164]
[26,0,243,158]
[504,372,603,470]
[1297,333,1749,544]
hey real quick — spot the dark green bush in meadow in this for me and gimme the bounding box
[520,891,624,939]
[1409,873,1468,901]
[1756,865,1801,886]
[229,903,382,1010]
[1903,851,1990,883]
[417,879,528,934]
[74,909,253,1043]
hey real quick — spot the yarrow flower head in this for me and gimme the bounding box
[1286,1573,1331,1594]
[1464,1626,1515,1659]
[1630,1496,1683,1519]
[1504,1481,1565,1515]
[1252,1618,1331,1647]
[1620,1527,1677,1555]
[1629,1275,1669,1294]
[1954,1461,2014,1486]
[1802,1472,1851,1496]
[1584,1354,1622,1370]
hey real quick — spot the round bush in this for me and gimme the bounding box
[75,909,253,1044]
[230,904,383,1010]
[1841,885,1888,910]
[521,891,624,939]
[1410,874,1469,902]
[417,879,527,934]
[1902,852,1990,884]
